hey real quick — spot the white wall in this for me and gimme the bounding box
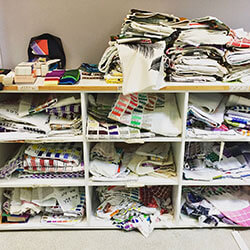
[0,0,249,68]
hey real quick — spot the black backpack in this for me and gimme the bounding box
[28,33,66,68]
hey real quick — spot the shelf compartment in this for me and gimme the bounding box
[88,185,176,230]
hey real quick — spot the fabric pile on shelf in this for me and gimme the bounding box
[98,43,123,84]
[44,69,80,86]
[79,63,104,80]
[89,142,176,181]
[166,16,230,82]
[89,142,131,180]
[96,185,173,237]
[187,93,250,138]
[127,143,176,178]
[0,143,84,179]
[87,93,153,139]
[224,94,250,136]
[1,187,85,224]
[87,93,181,139]
[224,29,250,83]
[181,186,250,226]
[183,142,250,181]
[44,70,65,86]
[98,9,250,94]
[108,93,182,137]
[0,94,82,139]
[186,93,231,138]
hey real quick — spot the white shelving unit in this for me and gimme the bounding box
[0,79,249,230]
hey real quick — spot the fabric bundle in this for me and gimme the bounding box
[98,9,250,94]
[21,143,83,174]
[108,93,182,137]
[87,93,156,139]
[183,142,250,181]
[98,43,123,84]
[88,142,176,181]
[224,94,250,136]
[224,29,250,82]
[89,142,130,180]
[44,70,65,86]
[166,16,230,82]
[96,185,173,237]
[0,143,84,179]
[0,94,82,139]
[127,143,176,178]
[79,63,104,80]
[181,186,250,227]
[1,187,85,224]
[59,69,80,85]
[186,93,233,138]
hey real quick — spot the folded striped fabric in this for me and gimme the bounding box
[18,171,84,179]
[59,69,80,85]
[46,103,81,119]
[21,143,83,173]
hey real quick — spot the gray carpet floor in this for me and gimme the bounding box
[0,228,249,250]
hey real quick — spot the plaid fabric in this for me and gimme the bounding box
[223,206,250,227]
[140,186,172,209]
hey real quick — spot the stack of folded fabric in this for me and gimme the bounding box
[127,143,176,178]
[186,93,234,138]
[181,186,250,227]
[0,94,82,139]
[183,142,250,181]
[59,69,80,85]
[87,94,155,139]
[224,29,250,82]
[79,63,104,80]
[166,16,230,82]
[89,142,130,180]
[1,187,85,224]
[99,9,250,92]
[98,43,123,84]
[44,70,65,86]
[224,94,250,136]
[96,185,173,237]
[0,143,84,179]
[18,143,84,178]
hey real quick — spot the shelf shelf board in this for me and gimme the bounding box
[182,179,250,186]
[89,176,179,186]
[186,136,250,142]
[0,177,85,187]
[0,135,83,143]
[87,136,182,143]
[0,216,88,230]
[3,78,250,93]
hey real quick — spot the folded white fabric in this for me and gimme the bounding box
[98,43,119,73]
[178,29,231,46]
[189,93,224,113]
[116,41,166,94]
[225,49,250,65]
